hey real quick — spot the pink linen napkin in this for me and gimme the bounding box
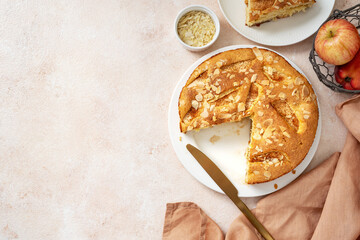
[163,95,360,240]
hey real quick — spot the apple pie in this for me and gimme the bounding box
[178,47,318,184]
[245,0,316,26]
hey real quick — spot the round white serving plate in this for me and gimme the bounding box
[218,0,335,46]
[168,45,321,197]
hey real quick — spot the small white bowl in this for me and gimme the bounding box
[174,5,220,52]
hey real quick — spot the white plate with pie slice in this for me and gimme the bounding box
[168,45,321,197]
[218,0,335,46]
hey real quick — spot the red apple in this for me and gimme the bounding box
[315,19,360,65]
[335,50,360,90]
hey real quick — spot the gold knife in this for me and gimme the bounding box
[186,144,275,240]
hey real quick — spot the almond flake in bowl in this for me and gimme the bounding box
[174,5,220,52]
[177,11,216,47]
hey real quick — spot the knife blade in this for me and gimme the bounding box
[186,144,274,240]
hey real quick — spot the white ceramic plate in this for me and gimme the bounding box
[218,0,335,46]
[168,45,321,197]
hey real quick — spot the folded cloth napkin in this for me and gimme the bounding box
[163,95,360,240]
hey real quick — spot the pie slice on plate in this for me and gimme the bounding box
[245,0,316,26]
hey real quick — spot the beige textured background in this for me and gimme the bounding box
[0,0,356,239]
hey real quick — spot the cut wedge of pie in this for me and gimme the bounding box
[178,47,318,184]
[245,0,316,26]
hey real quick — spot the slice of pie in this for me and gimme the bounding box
[245,0,316,26]
[178,47,318,184]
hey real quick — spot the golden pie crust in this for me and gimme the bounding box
[245,0,316,26]
[178,47,318,184]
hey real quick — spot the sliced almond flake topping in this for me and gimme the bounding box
[279,143,284,147]
[303,110,311,114]
[256,123,262,128]
[195,93,203,101]
[230,74,235,79]
[279,92,286,100]
[275,163,280,167]
[302,85,310,97]
[304,115,310,119]
[263,119,273,128]
[200,110,209,118]
[258,111,264,117]
[260,129,264,134]
[191,100,199,110]
[253,171,260,175]
[268,95,276,99]
[283,132,291,138]
[210,104,215,111]
[272,158,279,163]
[253,132,261,140]
[216,86,221,94]
[251,74,258,83]
[219,113,232,119]
[187,125,193,131]
[216,61,223,68]
[295,77,303,85]
[249,68,254,73]
[264,171,271,179]
[214,69,220,75]
[253,48,264,61]
[233,82,239,86]
[234,95,240,102]
[279,126,287,132]
[266,89,271,95]
[255,145,263,152]
[261,80,269,86]
[265,139,273,144]
[288,82,294,89]
[237,102,245,112]
[266,55,273,63]
[203,101,210,108]
[205,93,214,100]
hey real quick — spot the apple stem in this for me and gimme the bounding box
[345,77,351,82]
[329,30,334,37]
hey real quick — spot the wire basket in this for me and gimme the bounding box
[309,4,360,93]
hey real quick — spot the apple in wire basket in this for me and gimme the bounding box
[315,19,360,65]
[335,50,360,90]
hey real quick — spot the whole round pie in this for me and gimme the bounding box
[178,47,318,184]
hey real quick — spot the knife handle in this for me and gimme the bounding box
[234,199,275,240]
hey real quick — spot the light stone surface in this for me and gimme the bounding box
[0,0,356,239]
